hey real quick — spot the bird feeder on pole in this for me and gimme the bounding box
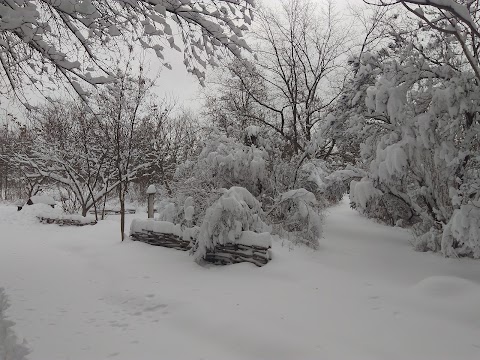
[146,185,156,219]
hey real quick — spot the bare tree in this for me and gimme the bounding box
[206,0,352,158]
[95,65,155,240]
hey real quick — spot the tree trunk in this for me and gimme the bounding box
[120,186,126,241]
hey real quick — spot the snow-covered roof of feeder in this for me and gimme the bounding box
[146,185,157,194]
[28,195,56,205]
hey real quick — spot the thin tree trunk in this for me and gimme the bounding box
[120,186,125,241]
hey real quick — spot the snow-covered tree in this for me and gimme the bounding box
[342,2,480,257]
[96,67,157,239]
[11,100,122,216]
[268,188,322,248]
[0,115,32,200]
[0,0,255,103]
[137,108,200,198]
[10,66,176,223]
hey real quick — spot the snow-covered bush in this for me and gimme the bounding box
[193,187,269,260]
[325,167,367,204]
[155,182,219,227]
[0,288,29,360]
[156,200,179,224]
[350,179,414,226]
[162,129,271,226]
[156,196,196,226]
[412,220,442,254]
[196,131,269,196]
[268,189,323,249]
[442,205,480,259]
[268,156,344,208]
[165,128,327,251]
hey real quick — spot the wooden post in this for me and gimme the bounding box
[147,185,156,219]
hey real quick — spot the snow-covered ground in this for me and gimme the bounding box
[0,199,479,360]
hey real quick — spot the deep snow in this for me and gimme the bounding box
[0,199,479,360]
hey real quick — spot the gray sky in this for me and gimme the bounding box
[146,0,366,109]
[1,0,367,123]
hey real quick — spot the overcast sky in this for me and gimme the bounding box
[148,0,366,110]
[1,0,367,123]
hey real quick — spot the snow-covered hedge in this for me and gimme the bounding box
[269,188,323,249]
[0,288,29,360]
[193,187,270,260]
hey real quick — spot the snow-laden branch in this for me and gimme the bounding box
[0,0,255,100]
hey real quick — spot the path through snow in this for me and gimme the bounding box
[0,199,479,360]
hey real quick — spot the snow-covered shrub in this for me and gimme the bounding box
[273,159,355,208]
[57,187,81,214]
[322,166,366,205]
[349,179,382,212]
[350,179,414,226]
[193,187,269,260]
[167,128,330,251]
[156,200,179,223]
[155,183,219,227]
[292,161,329,207]
[198,132,269,196]
[268,188,323,249]
[155,196,197,227]
[163,129,272,227]
[412,220,442,253]
[0,288,29,360]
[442,205,480,259]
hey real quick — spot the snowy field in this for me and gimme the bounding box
[1,199,479,360]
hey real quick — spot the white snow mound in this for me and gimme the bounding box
[29,195,56,205]
[412,276,480,298]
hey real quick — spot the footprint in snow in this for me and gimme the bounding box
[144,304,168,312]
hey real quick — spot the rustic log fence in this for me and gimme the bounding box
[130,219,272,267]
[89,209,136,215]
[37,216,97,226]
[205,243,271,267]
[130,230,193,251]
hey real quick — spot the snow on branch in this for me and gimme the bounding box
[0,0,255,101]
